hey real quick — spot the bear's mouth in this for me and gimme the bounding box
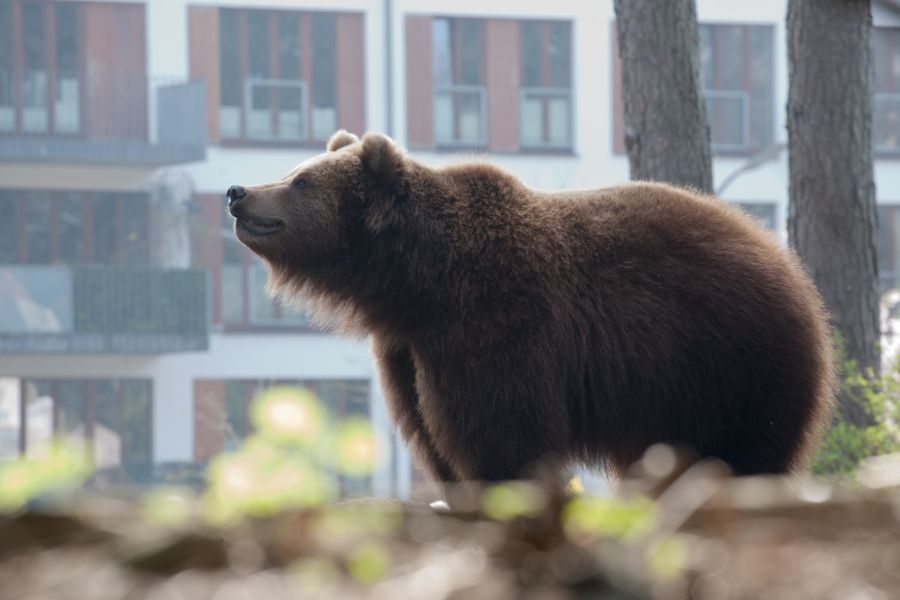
[235,215,285,236]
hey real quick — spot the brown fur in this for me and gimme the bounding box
[230,130,837,484]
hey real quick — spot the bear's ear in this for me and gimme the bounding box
[359,132,405,183]
[327,130,360,152]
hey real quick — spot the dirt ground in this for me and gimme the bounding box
[2,454,899,600]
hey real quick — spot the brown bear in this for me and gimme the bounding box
[226,130,836,486]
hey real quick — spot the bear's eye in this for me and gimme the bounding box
[292,177,310,190]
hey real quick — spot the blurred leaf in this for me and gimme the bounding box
[0,441,91,511]
[333,418,387,476]
[347,541,390,584]
[251,386,326,446]
[562,496,656,541]
[140,487,196,528]
[482,481,547,521]
[646,536,686,578]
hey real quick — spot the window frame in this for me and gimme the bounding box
[13,377,153,467]
[0,0,85,138]
[431,16,488,150]
[874,27,900,157]
[221,237,313,331]
[878,203,900,291]
[611,21,776,157]
[0,189,152,266]
[734,200,778,231]
[217,7,337,147]
[517,19,574,151]
[193,378,372,496]
[700,22,776,155]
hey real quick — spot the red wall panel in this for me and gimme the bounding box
[83,2,147,140]
[405,16,433,148]
[486,20,520,151]
[336,13,366,136]
[194,380,225,462]
[188,7,221,143]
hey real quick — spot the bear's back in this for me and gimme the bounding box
[530,182,835,474]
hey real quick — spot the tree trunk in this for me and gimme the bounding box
[613,0,713,193]
[787,0,879,426]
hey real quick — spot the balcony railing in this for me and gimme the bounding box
[0,266,209,353]
[0,76,207,166]
[434,85,487,147]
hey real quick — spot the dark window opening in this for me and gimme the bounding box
[432,17,485,147]
[0,190,152,266]
[519,20,572,149]
[5,378,153,474]
[0,1,84,136]
[194,379,371,495]
[698,24,774,153]
[874,28,900,154]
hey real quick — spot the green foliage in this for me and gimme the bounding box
[562,495,656,542]
[0,442,91,511]
[811,422,898,477]
[810,336,900,477]
[203,386,387,524]
[481,481,547,521]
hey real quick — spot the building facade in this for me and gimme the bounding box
[2,0,900,496]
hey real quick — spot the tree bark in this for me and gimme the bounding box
[787,0,879,426]
[613,0,713,193]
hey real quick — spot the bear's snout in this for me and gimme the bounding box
[226,185,247,209]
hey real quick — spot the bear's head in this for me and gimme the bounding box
[226,130,422,331]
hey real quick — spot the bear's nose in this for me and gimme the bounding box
[226,185,247,208]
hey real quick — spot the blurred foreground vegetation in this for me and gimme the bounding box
[1,385,900,599]
[811,334,900,477]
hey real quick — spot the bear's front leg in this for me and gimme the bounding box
[414,352,570,484]
[371,335,459,484]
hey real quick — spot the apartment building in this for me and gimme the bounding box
[1,0,900,497]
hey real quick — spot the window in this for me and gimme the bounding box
[433,18,486,147]
[874,28,900,153]
[407,16,573,152]
[0,191,17,262]
[193,379,372,495]
[0,3,12,131]
[311,14,338,140]
[0,1,82,136]
[879,205,900,290]
[2,377,152,475]
[737,202,776,230]
[613,23,774,154]
[0,190,151,265]
[698,24,774,152]
[218,9,337,143]
[519,21,572,149]
[222,233,310,327]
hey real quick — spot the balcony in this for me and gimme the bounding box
[0,77,207,166]
[0,266,209,354]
